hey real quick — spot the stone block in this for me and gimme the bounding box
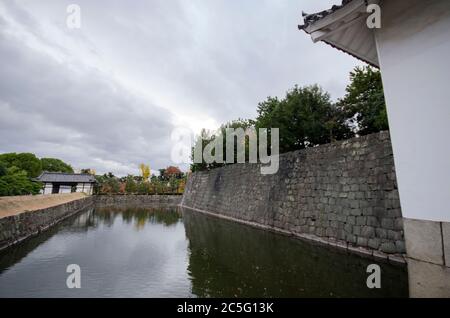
[326,227,337,237]
[368,238,380,249]
[407,258,450,297]
[380,242,396,254]
[356,216,366,226]
[366,216,379,227]
[363,207,375,216]
[357,236,368,247]
[381,218,394,230]
[361,226,375,238]
[346,233,357,244]
[337,229,346,240]
[403,218,444,265]
[347,216,356,225]
[387,230,402,241]
[376,228,387,239]
[350,200,360,209]
[394,217,403,231]
[315,228,324,237]
[373,206,385,216]
[344,223,352,233]
[353,225,361,236]
[395,240,406,254]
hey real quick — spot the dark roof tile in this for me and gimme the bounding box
[298,0,353,30]
[36,172,96,183]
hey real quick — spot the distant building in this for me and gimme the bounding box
[35,172,96,195]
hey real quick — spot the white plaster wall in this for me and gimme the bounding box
[375,0,450,221]
[59,186,72,194]
[42,183,53,195]
[75,183,93,195]
[76,183,85,193]
[86,184,93,195]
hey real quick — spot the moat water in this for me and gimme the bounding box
[0,206,408,297]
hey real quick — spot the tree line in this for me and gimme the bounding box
[0,151,187,196]
[191,66,387,172]
[95,165,186,195]
[0,153,74,196]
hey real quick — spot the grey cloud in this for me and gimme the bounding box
[0,8,176,175]
[0,0,362,175]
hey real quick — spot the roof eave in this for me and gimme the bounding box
[322,39,379,68]
[302,0,366,34]
[299,0,380,68]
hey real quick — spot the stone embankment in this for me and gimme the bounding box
[182,131,405,263]
[0,193,94,250]
[0,194,182,251]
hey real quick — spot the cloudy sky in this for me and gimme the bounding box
[0,0,362,176]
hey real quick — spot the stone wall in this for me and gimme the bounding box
[95,194,182,208]
[0,196,94,250]
[182,131,405,260]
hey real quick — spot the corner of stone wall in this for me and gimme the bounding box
[403,218,450,297]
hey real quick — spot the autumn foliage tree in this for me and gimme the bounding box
[164,166,183,179]
[139,164,151,182]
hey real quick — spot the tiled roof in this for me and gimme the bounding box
[298,0,353,30]
[297,0,379,67]
[36,172,96,183]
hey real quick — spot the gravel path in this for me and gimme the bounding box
[0,193,87,218]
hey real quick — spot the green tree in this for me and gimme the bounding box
[190,130,211,172]
[338,66,388,135]
[93,175,104,194]
[137,181,151,194]
[0,162,7,177]
[125,175,137,194]
[158,168,167,180]
[0,166,41,196]
[190,119,254,172]
[105,177,120,194]
[220,119,255,165]
[188,68,388,173]
[41,158,74,173]
[256,85,353,153]
[191,118,254,173]
[95,172,120,194]
[0,153,42,178]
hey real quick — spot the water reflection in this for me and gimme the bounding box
[95,207,181,229]
[0,206,189,297]
[182,208,408,297]
[0,206,408,297]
